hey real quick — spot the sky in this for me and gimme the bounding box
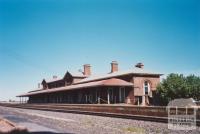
[0,0,199,101]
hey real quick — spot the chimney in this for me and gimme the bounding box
[135,63,144,69]
[53,75,57,79]
[83,64,91,76]
[111,61,118,73]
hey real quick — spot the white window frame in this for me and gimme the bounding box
[144,81,150,95]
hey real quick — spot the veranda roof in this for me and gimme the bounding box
[17,78,133,97]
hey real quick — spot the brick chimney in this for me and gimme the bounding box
[135,63,144,69]
[111,61,118,73]
[83,64,91,76]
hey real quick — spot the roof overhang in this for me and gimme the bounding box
[17,78,133,97]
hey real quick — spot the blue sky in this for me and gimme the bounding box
[0,0,199,101]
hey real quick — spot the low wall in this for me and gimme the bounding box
[0,103,199,119]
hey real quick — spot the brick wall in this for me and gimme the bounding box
[133,76,160,96]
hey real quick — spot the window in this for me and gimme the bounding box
[144,81,150,95]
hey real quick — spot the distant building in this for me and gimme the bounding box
[17,61,162,105]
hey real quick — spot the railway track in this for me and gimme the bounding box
[1,103,199,126]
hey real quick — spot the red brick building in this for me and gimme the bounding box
[18,61,162,106]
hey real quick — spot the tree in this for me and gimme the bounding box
[186,75,200,100]
[155,73,200,105]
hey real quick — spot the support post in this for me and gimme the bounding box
[142,95,145,106]
[98,97,100,104]
[107,89,110,104]
[96,89,97,103]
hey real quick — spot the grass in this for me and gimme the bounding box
[123,126,146,134]
[83,118,95,126]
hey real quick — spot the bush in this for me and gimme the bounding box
[155,73,200,105]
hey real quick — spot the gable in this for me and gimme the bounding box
[63,71,73,85]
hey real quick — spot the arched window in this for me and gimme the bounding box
[144,81,150,95]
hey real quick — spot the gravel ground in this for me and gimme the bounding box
[0,106,199,134]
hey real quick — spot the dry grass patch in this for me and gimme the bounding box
[123,126,146,134]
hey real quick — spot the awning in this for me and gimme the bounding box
[17,78,133,97]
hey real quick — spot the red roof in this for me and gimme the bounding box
[17,78,133,97]
[74,68,162,85]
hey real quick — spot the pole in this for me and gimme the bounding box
[107,89,110,104]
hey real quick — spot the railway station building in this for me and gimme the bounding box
[18,61,162,106]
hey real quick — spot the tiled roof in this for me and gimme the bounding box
[74,67,162,84]
[167,98,196,107]
[70,72,87,78]
[17,78,133,97]
[28,88,43,93]
[45,77,62,83]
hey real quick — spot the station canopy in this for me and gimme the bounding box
[17,78,133,97]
